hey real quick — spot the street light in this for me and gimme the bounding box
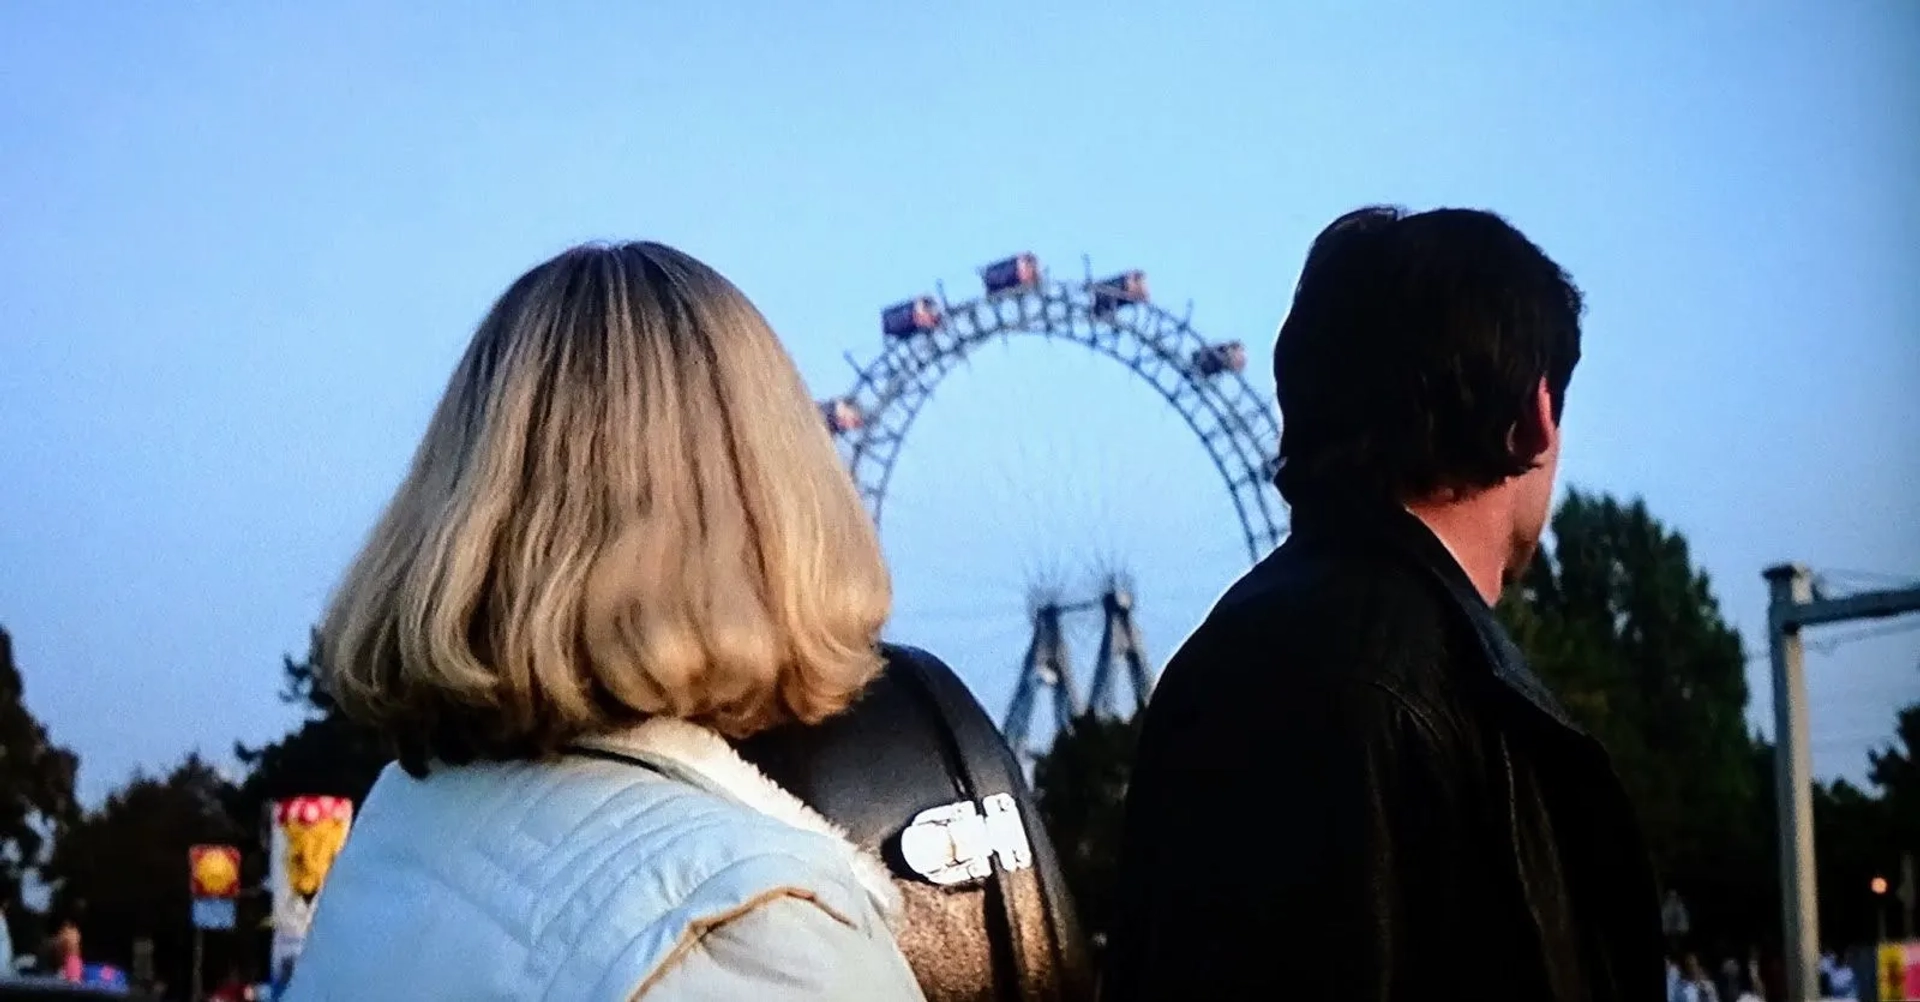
[1874,876,1891,943]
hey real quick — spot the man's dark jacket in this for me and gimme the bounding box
[1103,500,1664,1001]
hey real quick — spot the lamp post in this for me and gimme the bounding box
[1873,876,1890,944]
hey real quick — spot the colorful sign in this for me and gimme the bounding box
[268,796,354,986]
[1880,940,1920,1002]
[189,844,242,930]
[192,897,237,930]
[190,844,242,898]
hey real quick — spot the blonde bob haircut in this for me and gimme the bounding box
[321,242,891,774]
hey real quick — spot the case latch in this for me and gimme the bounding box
[898,793,1034,886]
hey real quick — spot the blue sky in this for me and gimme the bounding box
[1,2,1915,804]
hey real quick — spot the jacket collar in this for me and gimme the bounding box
[574,717,903,925]
[1289,496,1583,735]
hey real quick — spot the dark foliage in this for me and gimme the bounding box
[1497,491,1771,943]
[0,628,80,918]
[1499,490,1917,952]
[42,754,244,992]
[1031,711,1142,947]
[228,629,390,837]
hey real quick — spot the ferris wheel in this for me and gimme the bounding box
[818,252,1285,755]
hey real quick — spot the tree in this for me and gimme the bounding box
[1816,700,1920,946]
[37,632,393,993]
[1866,702,1920,852]
[43,754,244,992]
[1812,773,1894,948]
[1031,711,1141,948]
[211,629,389,984]
[1498,490,1772,945]
[0,627,80,917]
[229,629,391,835]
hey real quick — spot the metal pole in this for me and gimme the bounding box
[1902,852,1916,940]
[191,925,205,1002]
[1766,563,1820,1002]
[1088,593,1120,719]
[1041,604,1080,734]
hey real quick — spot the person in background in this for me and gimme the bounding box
[1679,954,1719,1002]
[281,242,924,1001]
[1823,948,1858,999]
[49,918,81,983]
[1717,952,1743,1002]
[1662,891,1692,957]
[0,903,12,979]
[1104,206,1664,1000]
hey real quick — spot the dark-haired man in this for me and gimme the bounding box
[1104,207,1663,1001]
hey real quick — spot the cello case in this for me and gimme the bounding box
[738,644,1095,1002]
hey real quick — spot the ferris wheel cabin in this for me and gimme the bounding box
[882,296,942,338]
[980,252,1042,295]
[1192,340,1248,376]
[820,396,864,435]
[1091,270,1150,315]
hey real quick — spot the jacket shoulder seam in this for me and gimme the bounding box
[626,884,854,1000]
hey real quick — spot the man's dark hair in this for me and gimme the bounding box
[1272,205,1583,505]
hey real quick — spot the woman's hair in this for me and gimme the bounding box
[320,242,891,774]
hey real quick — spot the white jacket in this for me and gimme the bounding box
[283,718,926,1001]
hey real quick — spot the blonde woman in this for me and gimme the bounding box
[284,242,925,1002]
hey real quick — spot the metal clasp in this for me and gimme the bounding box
[898,793,1034,886]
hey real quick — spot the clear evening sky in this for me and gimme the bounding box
[2,3,1915,804]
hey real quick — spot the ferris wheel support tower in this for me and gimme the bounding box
[1001,579,1156,764]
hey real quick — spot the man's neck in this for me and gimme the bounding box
[1403,494,1510,606]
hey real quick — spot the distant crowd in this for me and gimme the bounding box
[1665,945,1861,1001]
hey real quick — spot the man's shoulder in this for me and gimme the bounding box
[1220,538,1457,647]
[1172,538,1469,696]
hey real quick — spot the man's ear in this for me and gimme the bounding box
[1509,377,1557,464]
